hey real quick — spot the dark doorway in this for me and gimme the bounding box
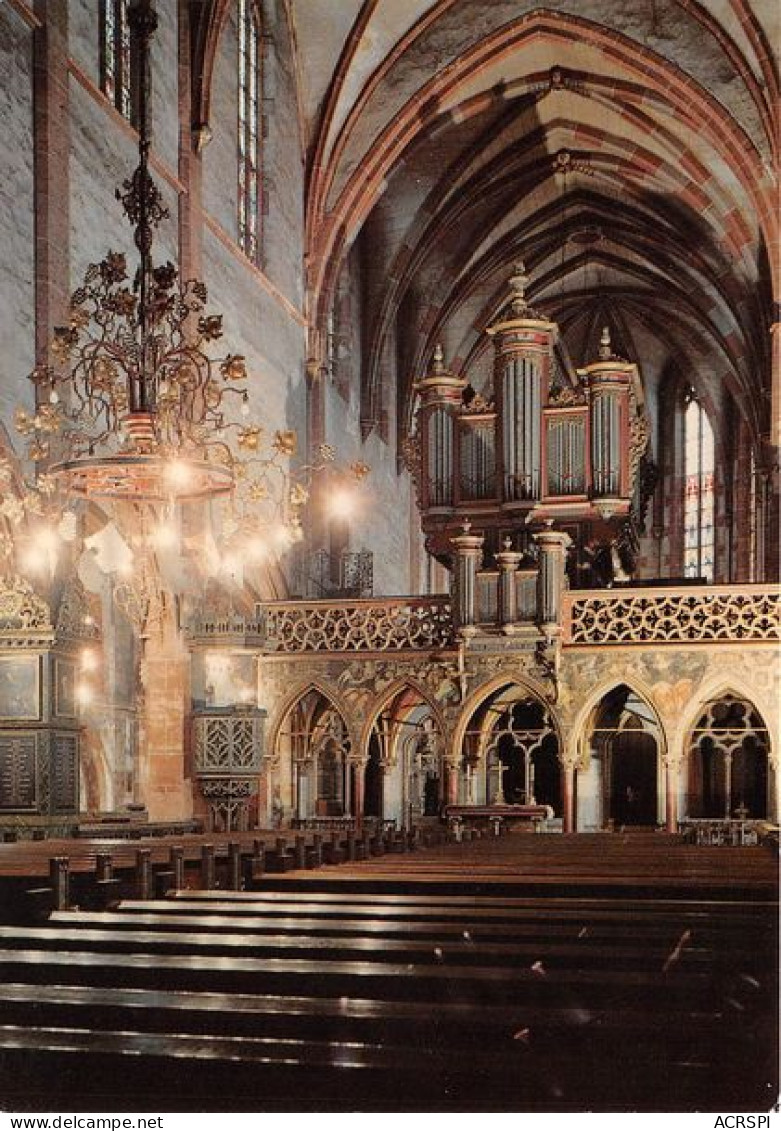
[364,736,383,818]
[533,735,561,814]
[611,732,658,825]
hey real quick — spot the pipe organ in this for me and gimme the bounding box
[412,265,648,571]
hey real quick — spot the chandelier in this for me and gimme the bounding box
[5,0,367,629]
[17,1,266,505]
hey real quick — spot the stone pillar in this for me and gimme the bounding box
[534,525,571,632]
[561,761,576,834]
[445,760,459,806]
[139,610,193,822]
[496,538,522,632]
[724,753,732,818]
[664,758,680,834]
[344,759,353,816]
[352,761,365,823]
[451,522,484,633]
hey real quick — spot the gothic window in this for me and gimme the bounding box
[683,394,714,581]
[238,0,262,263]
[100,0,136,124]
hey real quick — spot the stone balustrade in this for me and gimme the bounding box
[561,584,781,646]
[260,595,455,653]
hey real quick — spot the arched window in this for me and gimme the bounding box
[100,0,136,124]
[237,0,261,263]
[683,394,714,581]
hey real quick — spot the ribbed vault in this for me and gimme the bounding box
[288,0,776,458]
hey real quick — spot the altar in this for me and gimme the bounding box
[444,803,554,835]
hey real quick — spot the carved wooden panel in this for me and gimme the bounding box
[52,733,79,811]
[194,713,264,774]
[0,734,37,810]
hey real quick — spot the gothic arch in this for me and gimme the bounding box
[675,678,776,761]
[267,679,358,762]
[359,680,448,823]
[570,675,669,765]
[680,683,775,821]
[579,682,667,829]
[451,676,563,812]
[451,672,559,759]
[358,678,447,758]
[309,9,775,334]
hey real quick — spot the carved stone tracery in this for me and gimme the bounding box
[566,589,780,645]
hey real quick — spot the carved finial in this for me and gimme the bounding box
[432,343,445,373]
[599,326,612,360]
[508,261,530,315]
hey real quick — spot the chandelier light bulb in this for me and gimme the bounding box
[240,394,251,418]
[164,459,193,492]
[328,488,355,519]
[149,523,179,551]
[48,388,60,405]
[80,647,99,673]
[271,525,293,549]
[245,536,268,561]
[75,682,94,708]
[20,544,53,577]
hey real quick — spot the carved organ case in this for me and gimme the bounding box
[413,266,647,569]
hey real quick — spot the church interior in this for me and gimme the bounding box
[0,0,778,1114]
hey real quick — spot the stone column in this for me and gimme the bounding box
[445,759,459,806]
[664,756,681,833]
[561,760,576,834]
[451,522,484,634]
[534,525,571,632]
[138,611,192,821]
[352,761,365,823]
[496,538,522,632]
[724,753,732,818]
[33,0,71,366]
[343,758,353,817]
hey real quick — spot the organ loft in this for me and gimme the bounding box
[0,0,777,1114]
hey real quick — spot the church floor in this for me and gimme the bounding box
[0,833,776,1113]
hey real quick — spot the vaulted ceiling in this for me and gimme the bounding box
[286,0,778,448]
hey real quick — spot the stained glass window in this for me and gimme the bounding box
[100,0,135,124]
[238,0,261,263]
[683,394,714,581]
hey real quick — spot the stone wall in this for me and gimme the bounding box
[0,8,35,426]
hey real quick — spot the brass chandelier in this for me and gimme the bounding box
[5,0,366,626]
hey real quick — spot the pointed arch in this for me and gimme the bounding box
[675,677,776,759]
[451,672,560,759]
[577,681,667,829]
[359,679,448,823]
[358,677,447,757]
[266,678,358,759]
[570,675,669,764]
[681,683,774,820]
